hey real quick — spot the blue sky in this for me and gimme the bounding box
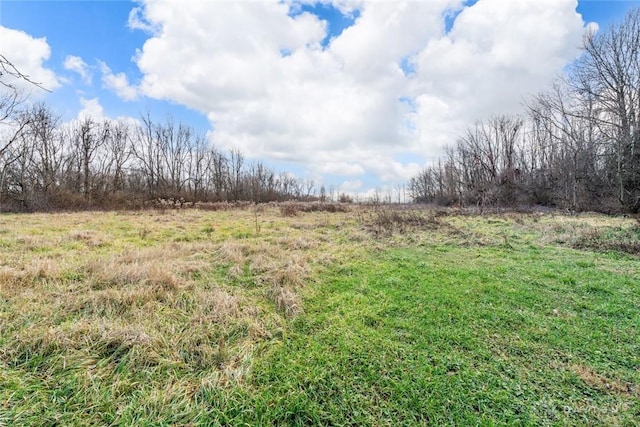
[2,0,640,198]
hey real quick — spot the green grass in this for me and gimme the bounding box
[245,244,638,425]
[1,207,638,425]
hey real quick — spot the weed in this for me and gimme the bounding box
[254,209,261,235]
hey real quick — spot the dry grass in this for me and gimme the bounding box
[217,241,247,264]
[528,214,640,255]
[68,229,109,247]
[0,206,366,391]
[268,285,302,317]
[569,365,637,396]
[85,258,183,290]
[187,288,243,323]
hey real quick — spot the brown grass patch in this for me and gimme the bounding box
[226,264,244,280]
[189,289,242,323]
[82,246,197,290]
[0,266,23,290]
[14,235,46,251]
[84,258,183,290]
[570,365,636,396]
[217,241,247,264]
[268,285,302,318]
[570,227,640,255]
[68,286,167,317]
[363,208,442,237]
[29,258,66,280]
[69,230,109,247]
[0,319,155,367]
[280,203,300,217]
[270,262,307,288]
[276,236,315,250]
[0,207,357,390]
[97,324,154,353]
[249,253,275,274]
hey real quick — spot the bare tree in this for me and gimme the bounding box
[228,148,244,201]
[1,54,50,159]
[571,9,640,211]
[67,117,110,200]
[131,113,162,196]
[105,120,132,193]
[205,146,228,201]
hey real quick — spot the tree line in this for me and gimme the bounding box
[410,9,640,214]
[0,102,323,211]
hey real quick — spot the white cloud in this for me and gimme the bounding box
[78,97,105,121]
[315,161,365,176]
[128,6,158,34]
[128,0,589,190]
[75,97,140,130]
[64,55,92,84]
[0,26,60,94]
[363,155,423,183]
[340,179,363,192]
[99,62,138,101]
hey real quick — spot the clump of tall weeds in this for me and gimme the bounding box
[363,207,442,237]
[570,225,640,255]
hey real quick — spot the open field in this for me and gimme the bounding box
[1,205,639,425]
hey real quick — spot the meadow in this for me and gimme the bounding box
[0,204,638,426]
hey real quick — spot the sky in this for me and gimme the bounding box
[1,0,640,198]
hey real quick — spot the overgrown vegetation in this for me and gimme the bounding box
[1,205,638,425]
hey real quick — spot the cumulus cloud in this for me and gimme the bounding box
[0,26,60,93]
[340,179,363,192]
[127,6,157,33]
[64,55,92,84]
[78,97,105,121]
[99,62,138,101]
[363,155,423,183]
[408,0,587,149]
[75,96,139,129]
[316,161,365,176]
[128,0,589,189]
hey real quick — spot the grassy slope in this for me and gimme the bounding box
[1,208,638,425]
